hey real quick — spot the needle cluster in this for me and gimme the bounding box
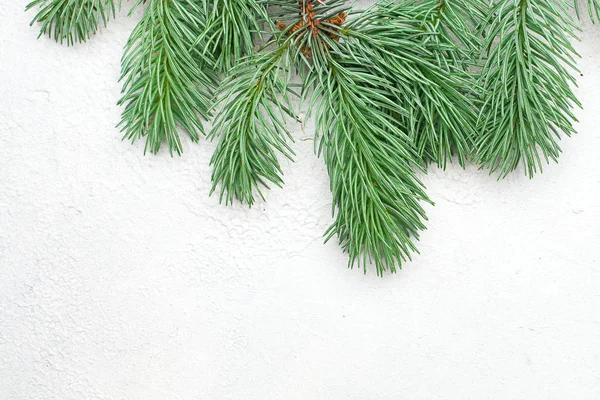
[26,0,596,275]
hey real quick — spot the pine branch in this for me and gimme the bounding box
[477,0,581,178]
[266,0,433,274]
[208,0,348,206]
[199,0,270,73]
[430,0,488,68]
[26,0,119,45]
[341,0,479,168]
[117,0,216,156]
[312,54,431,275]
[22,0,592,275]
[297,4,431,274]
[209,40,297,206]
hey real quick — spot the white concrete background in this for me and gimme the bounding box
[1,1,599,399]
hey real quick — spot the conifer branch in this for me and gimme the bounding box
[26,0,119,45]
[287,0,432,274]
[117,0,216,156]
[199,0,270,73]
[477,0,581,178]
[342,0,479,168]
[311,50,431,275]
[23,0,593,275]
[208,0,348,207]
[433,0,488,64]
[209,40,297,206]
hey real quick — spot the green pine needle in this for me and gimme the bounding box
[434,0,488,65]
[311,51,432,275]
[24,0,591,275]
[477,0,581,178]
[199,0,270,73]
[209,40,297,206]
[26,0,119,45]
[341,0,480,168]
[117,0,216,156]
[296,2,433,274]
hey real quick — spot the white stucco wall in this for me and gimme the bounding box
[1,1,600,399]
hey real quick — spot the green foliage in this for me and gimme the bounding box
[342,0,480,168]
[434,0,488,63]
[207,0,348,206]
[26,0,119,45]
[118,0,216,156]
[268,0,431,273]
[199,0,270,73]
[477,0,581,178]
[26,0,594,274]
[209,41,297,206]
[310,48,431,275]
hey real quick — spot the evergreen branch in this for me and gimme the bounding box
[208,0,347,207]
[342,0,479,168]
[477,0,581,178]
[198,0,270,73]
[26,0,119,45]
[310,48,431,275]
[209,40,297,206]
[117,0,216,156]
[430,0,488,67]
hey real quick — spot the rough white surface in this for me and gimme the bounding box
[1,1,600,399]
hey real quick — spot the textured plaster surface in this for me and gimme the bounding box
[1,1,600,399]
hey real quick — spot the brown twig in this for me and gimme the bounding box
[275,0,346,58]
